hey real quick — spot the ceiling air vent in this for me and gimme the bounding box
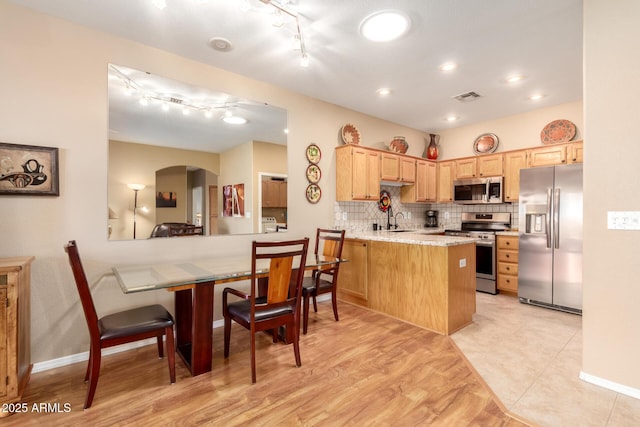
[453,91,482,102]
[168,97,183,105]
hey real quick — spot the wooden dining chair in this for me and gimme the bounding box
[64,240,176,409]
[223,238,309,383]
[302,228,346,334]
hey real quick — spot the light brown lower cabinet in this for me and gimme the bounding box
[497,236,519,295]
[338,238,476,335]
[0,257,33,414]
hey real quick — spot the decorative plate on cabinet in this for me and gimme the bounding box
[306,144,321,164]
[473,133,499,154]
[306,184,321,203]
[540,119,576,144]
[340,123,361,145]
[306,164,321,183]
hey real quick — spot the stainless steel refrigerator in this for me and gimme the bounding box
[518,164,582,314]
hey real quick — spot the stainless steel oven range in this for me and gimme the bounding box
[445,212,511,294]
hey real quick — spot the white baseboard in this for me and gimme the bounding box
[33,294,331,374]
[580,371,640,399]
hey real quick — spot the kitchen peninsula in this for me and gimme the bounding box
[337,230,476,335]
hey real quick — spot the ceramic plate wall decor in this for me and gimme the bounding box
[473,133,499,154]
[378,190,391,212]
[540,119,576,144]
[306,184,321,203]
[306,144,321,164]
[340,123,361,145]
[306,164,321,183]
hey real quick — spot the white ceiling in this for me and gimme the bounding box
[10,0,583,149]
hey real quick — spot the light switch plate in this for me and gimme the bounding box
[608,211,640,230]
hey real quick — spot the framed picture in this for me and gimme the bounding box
[0,142,59,196]
[156,191,177,208]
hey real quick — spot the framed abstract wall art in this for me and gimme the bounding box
[0,142,59,196]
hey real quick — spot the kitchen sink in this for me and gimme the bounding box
[388,229,418,233]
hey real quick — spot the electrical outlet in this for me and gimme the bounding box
[342,212,348,220]
[608,211,640,230]
[459,258,467,268]
[444,211,450,220]
[407,212,412,220]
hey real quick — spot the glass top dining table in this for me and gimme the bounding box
[113,254,342,294]
[112,254,344,377]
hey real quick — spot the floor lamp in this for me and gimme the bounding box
[127,183,145,239]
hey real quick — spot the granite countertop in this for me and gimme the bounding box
[345,228,476,247]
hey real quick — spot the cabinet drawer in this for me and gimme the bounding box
[497,275,518,293]
[497,236,518,250]
[498,261,518,276]
[497,250,518,263]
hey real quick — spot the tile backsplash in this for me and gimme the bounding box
[334,185,519,231]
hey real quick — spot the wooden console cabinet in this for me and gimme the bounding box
[0,257,33,411]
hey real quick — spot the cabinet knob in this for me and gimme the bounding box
[505,254,510,258]
[506,241,510,245]
[506,267,510,271]
[506,279,511,283]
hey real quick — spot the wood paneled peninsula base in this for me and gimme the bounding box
[338,231,476,335]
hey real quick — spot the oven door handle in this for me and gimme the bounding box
[475,240,495,247]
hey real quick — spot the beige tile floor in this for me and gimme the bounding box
[451,293,640,427]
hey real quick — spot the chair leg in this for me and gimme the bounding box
[250,329,257,384]
[331,291,339,322]
[84,346,93,382]
[84,346,101,409]
[165,326,176,384]
[223,316,231,358]
[292,321,302,367]
[303,293,310,335]
[156,335,164,358]
[312,295,318,312]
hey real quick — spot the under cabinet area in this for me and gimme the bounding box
[0,257,33,411]
[497,235,519,295]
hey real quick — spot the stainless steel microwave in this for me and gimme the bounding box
[453,177,504,204]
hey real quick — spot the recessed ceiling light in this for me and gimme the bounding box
[376,88,392,96]
[506,74,525,83]
[529,93,544,100]
[360,10,410,42]
[445,115,459,122]
[209,37,234,52]
[223,116,247,124]
[439,62,457,72]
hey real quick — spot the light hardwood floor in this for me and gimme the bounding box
[4,302,530,426]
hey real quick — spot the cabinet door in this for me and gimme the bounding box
[503,150,528,202]
[455,158,477,179]
[261,180,276,207]
[337,239,368,304]
[437,161,454,202]
[0,287,6,398]
[426,161,437,202]
[528,145,567,167]
[477,153,503,177]
[399,157,416,183]
[380,152,400,181]
[278,181,287,207]
[568,142,583,164]
[365,150,380,199]
[352,148,372,200]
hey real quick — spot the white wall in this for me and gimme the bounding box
[582,0,640,393]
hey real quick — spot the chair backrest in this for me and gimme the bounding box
[314,228,346,259]
[250,238,309,316]
[64,240,100,341]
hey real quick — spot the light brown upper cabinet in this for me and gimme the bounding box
[503,150,528,202]
[437,161,455,203]
[454,154,503,179]
[336,145,380,201]
[262,179,287,208]
[454,158,477,179]
[568,141,583,163]
[380,152,415,183]
[401,159,437,203]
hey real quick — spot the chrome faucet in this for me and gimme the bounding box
[395,211,405,229]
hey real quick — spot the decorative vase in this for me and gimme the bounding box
[389,136,409,154]
[424,133,440,160]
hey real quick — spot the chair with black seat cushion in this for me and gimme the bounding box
[223,238,309,383]
[64,240,176,409]
[302,228,346,335]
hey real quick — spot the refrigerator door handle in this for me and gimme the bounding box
[546,189,552,248]
[554,188,561,249]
